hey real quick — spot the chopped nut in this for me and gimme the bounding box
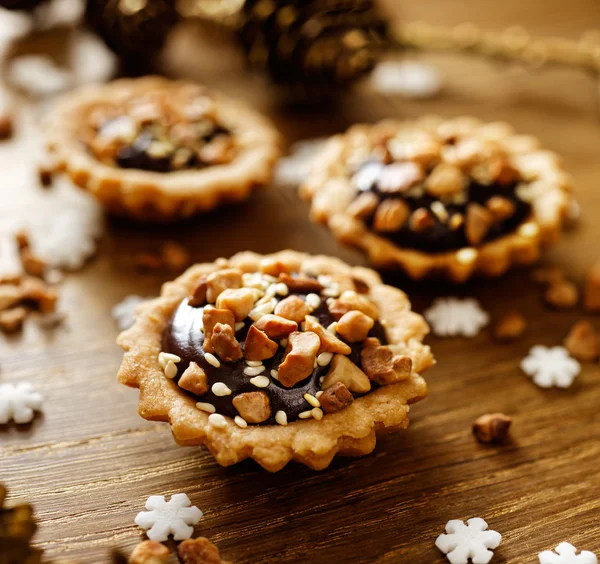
[253,314,297,339]
[202,308,235,353]
[377,162,424,194]
[336,310,374,343]
[244,325,278,361]
[328,290,379,320]
[188,279,208,307]
[584,261,600,312]
[304,315,351,355]
[210,323,242,362]
[425,163,466,198]
[14,229,29,250]
[20,249,46,278]
[206,269,242,303]
[232,391,271,423]
[532,266,565,286]
[177,537,230,564]
[346,192,379,220]
[278,273,323,294]
[319,382,354,413]
[545,280,579,309]
[361,338,412,385]
[449,213,464,230]
[0,284,23,311]
[409,208,435,233]
[20,277,57,313]
[216,288,255,321]
[128,540,169,564]
[351,276,370,294]
[277,331,320,388]
[564,320,599,361]
[0,108,13,140]
[321,354,371,393]
[259,256,298,276]
[0,307,26,333]
[472,413,512,444]
[160,241,191,272]
[495,161,520,185]
[486,196,516,222]
[465,203,493,245]
[373,199,410,232]
[274,295,310,324]
[492,311,526,342]
[178,362,208,395]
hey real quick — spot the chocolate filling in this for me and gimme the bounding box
[163,294,386,425]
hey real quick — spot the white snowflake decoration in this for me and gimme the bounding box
[135,494,203,542]
[424,298,490,337]
[521,346,580,388]
[273,138,327,186]
[112,295,148,331]
[0,382,43,424]
[436,518,502,564]
[539,542,598,564]
[8,55,73,98]
[371,60,442,99]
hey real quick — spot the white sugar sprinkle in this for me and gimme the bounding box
[212,382,232,396]
[196,402,216,413]
[275,410,288,426]
[234,416,248,428]
[204,353,220,368]
[317,352,333,366]
[250,375,270,388]
[208,413,227,428]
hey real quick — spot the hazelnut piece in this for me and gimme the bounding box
[202,308,235,354]
[129,540,169,564]
[232,391,271,423]
[465,203,493,245]
[328,291,379,320]
[178,537,229,564]
[564,320,599,362]
[274,295,310,324]
[361,339,412,385]
[472,413,512,444]
[244,325,278,361]
[253,314,297,340]
[278,273,323,294]
[178,362,208,396]
[277,331,320,388]
[319,382,354,414]
[188,279,207,307]
[545,280,579,309]
[304,315,351,355]
[492,311,526,342]
[206,269,242,303]
[321,354,371,394]
[211,323,242,362]
[336,310,374,343]
[216,288,255,321]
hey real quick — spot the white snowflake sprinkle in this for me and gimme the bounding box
[521,346,581,388]
[424,298,489,337]
[8,55,73,98]
[112,295,148,331]
[371,60,442,99]
[435,518,502,564]
[0,382,43,424]
[134,494,203,542]
[539,542,598,564]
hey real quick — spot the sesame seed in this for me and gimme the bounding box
[456,248,477,264]
[270,369,279,379]
[208,413,227,428]
[275,283,289,296]
[249,300,276,321]
[263,274,278,283]
[304,393,320,408]
[164,360,178,379]
[431,201,448,222]
[315,391,324,399]
[234,416,248,428]
[211,382,232,396]
[322,286,340,298]
[280,338,288,348]
[317,275,332,286]
[327,322,338,334]
[245,360,263,367]
[519,222,540,238]
[250,375,270,388]
[305,293,321,310]
[204,304,214,310]
[311,407,324,420]
[317,352,333,366]
[196,402,216,413]
[244,365,265,376]
[298,410,313,419]
[235,321,245,332]
[158,352,181,369]
[275,410,288,426]
[319,376,325,385]
[205,352,221,368]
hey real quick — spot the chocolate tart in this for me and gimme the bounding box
[117,251,433,471]
[300,116,576,282]
[45,76,281,222]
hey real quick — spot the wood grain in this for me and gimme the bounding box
[2,1,600,562]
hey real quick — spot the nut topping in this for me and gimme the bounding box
[189,279,208,307]
[425,163,465,198]
[564,320,599,362]
[202,308,235,354]
[304,315,351,355]
[346,192,379,220]
[373,199,410,232]
[0,307,26,333]
[277,330,320,388]
[545,280,579,309]
[465,202,494,245]
[244,325,278,361]
[361,338,412,385]
[336,310,374,343]
[328,291,379,320]
[215,288,255,321]
[253,314,298,340]
[210,323,242,362]
[129,540,170,564]
[492,311,526,342]
[319,382,354,414]
[232,391,271,423]
[278,273,323,294]
[177,537,230,564]
[409,208,435,233]
[274,295,311,324]
[206,269,242,303]
[377,162,424,194]
[178,362,208,396]
[321,354,371,394]
[486,196,516,222]
[472,413,512,444]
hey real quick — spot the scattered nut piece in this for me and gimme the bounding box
[409,208,435,233]
[545,280,579,309]
[322,354,371,393]
[486,196,516,222]
[244,325,278,361]
[160,241,191,272]
[206,269,242,303]
[564,320,599,361]
[274,295,310,324]
[128,540,169,564]
[0,306,26,333]
[378,161,424,193]
[188,279,207,307]
[253,314,297,340]
[178,362,208,396]
[351,276,370,294]
[20,249,46,278]
[0,284,23,311]
[336,310,374,343]
[232,391,271,423]
[532,266,565,285]
[216,288,255,321]
[259,257,293,276]
[465,203,493,245]
[319,382,354,414]
[304,315,351,355]
[38,162,54,188]
[584,261,600,312]
[202,308,235,353]
[346,192,379,220]
[448,213,464,230]
[472,413,512,444]
[278,273,323,294]
[178,537,230,564]
[361,338,412,385]
[135,252,163,271]
[492,311,526,342]
[373,199,410,232]
[278,331,320,387]
[328,290,379,320]
[425,163,465,197]
[210,323,242,362]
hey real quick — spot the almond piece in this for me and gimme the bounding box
[177,537,230,564]
[189,279,208,307]
[20,249,46,278]
[278,273,323,294]
[564,320,599,361]
[319,382,354,414]
[304,315,351,355]
[216,288,255,321]
[253,314,298,340]
[465,202,493,245]
[321,354,371,393]
[409,208,436,233]
[336,310,374,343]
[373,199,410,232]
[545,280,579,309]
[211,323,242,362]
[129,540,170,564]
[277,331,320,388]
[206,269,242,303]
[202,308,235,353]
[486,196,516,222]
[472,413,512,444]
[346,192,379,220]
[377,162,424,194]
[274,295,310,324]
[425,163,465,198]
[0,307,26,333]
[244,325,278,361]
[492,311,526,342]
[584,261,600,312]
[361,339,412,385]
[232,391,271,423]
[178,362,208,395]
[328,290,379,320]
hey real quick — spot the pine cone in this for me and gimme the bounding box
[85,0,179,65]
[239,0,387,91]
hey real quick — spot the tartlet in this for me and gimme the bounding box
[300,116,575,282]
[117,250,433,472]
[45,76,281,221]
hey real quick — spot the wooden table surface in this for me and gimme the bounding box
[2,1,600,562]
